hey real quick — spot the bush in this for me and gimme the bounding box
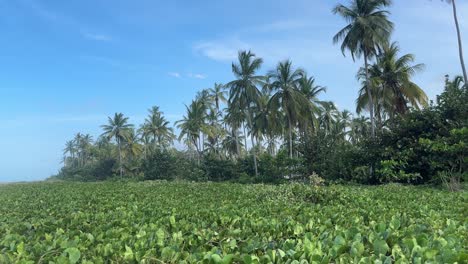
[141,150,176,180]
[201,155,240,182]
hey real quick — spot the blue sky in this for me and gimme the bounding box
[0,0,466,182]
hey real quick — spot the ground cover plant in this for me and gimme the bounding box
[0,182,466,263]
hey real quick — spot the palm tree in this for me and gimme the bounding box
[144,106,175,150]
[319,101,340,134]
[101,113,133,177]
[297,73,326,134]
[349,116,370,144]
[333,0,394,137]
[268,60,310,158]
[122,129,143,160]
[208,83,227,112]
[226,50,265,176]
[442,0,467,84]
[63,140,76,166]
[224,102,245,157]
[356,42,427,118]
[176,99,207,163]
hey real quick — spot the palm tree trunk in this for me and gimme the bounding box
[243,122,248,153]
[288,118,293,159]
[364,52,376,137]
[452,0,468,84]
[235,129,240,156]
[250,135,258,177]
[246,112,258,177]
[118,139,123,178]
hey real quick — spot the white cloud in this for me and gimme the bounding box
[168,72,181,78]
[82,32,112,41]
[188,73,206,79]
[194,38,248,62]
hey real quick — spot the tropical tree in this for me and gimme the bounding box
[224,102,245,157]
[63,140,76,166]
[176,99,207,163]
[356,42,427,119]
[143,106,175,150]
[268,60,310,158]
[297,73,326,135]
[226,50,265,176]
[208,83,227,112]
[319,101,340,134]
[333,0,394,137]
[442,0,467,84]
[101,113,134,177]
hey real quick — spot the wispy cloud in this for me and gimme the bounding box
[168,72,181,78]
[188,73,206,79]
[82,32,112,41]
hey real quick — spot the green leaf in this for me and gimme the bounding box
[64,247,81,264]
[374,239,389,255]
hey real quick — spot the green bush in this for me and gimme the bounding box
[141,150,176,180]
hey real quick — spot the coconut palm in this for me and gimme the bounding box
[122,129,143,160]
[268,60,310,158]
[63,140,76,166]
[208,83,227,112]
[144,106,175,150]
[333,0,394,137]
[224,102,245,157]
[101,113,134,177]
[356,42,427,119]
[319,101,340,134]
[176,99,207,162]
[349,116,371,144]
[226,50,265,176]
[442,0,467,84]
[297,73,326,133]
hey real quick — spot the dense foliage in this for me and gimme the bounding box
[0,182,466,263]
[53,0,467,188]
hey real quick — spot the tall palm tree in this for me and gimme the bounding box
[224,102,245,157]
[176,99,207,163]
[63,140,76,166]
[144,106,175,150]
[319,101,340,134]
[349,116,370,144]
[208,83,227,112]
[356,42,427,118]
[226,50,265,176]
[101,113,133,177]
[442,0,467,84]
[298,73,326,133]
[268,60,309,158]
[333,0,394,137]
[122,129,143,160]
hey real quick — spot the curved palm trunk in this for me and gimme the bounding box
[364,52,376,137]
[452,0,468,84]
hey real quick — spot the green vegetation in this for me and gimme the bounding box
[53,1,467,188]
[0,182,466,263]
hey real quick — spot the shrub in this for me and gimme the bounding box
[141,150,176,180]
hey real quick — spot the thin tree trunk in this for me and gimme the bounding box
[246,112,258,177]
[452,0,468,84]
[288,118,293,159]
[250,135,258,177]
[118,139,123,178]
[243,122,248,154]
[235,129,240,156]
[364,52,375,137]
